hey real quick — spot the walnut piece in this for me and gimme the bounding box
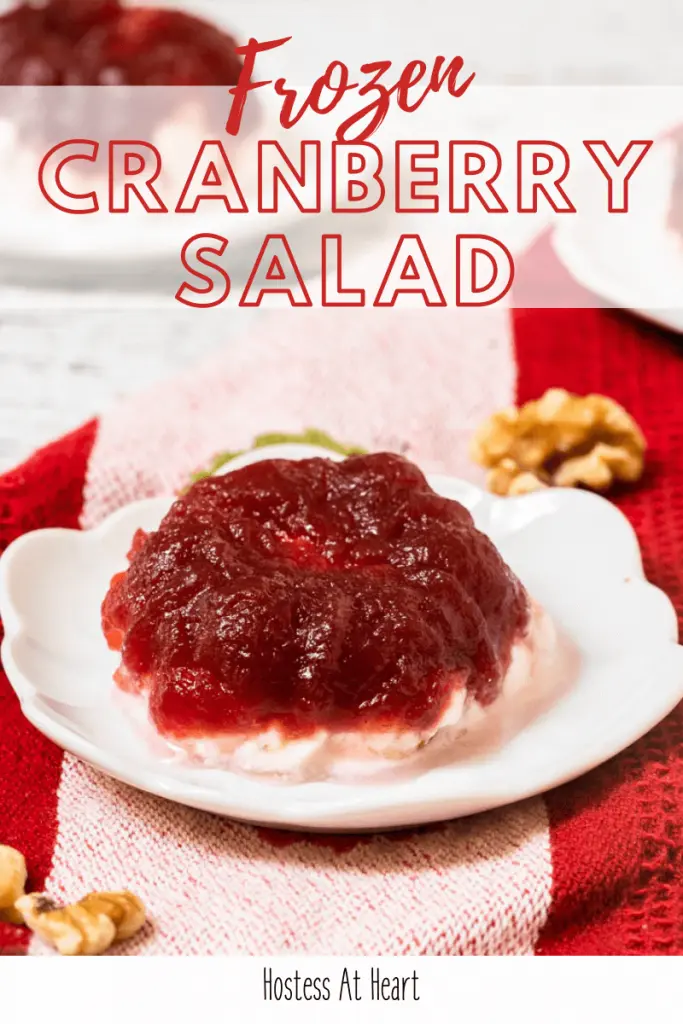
[470,388,646,496]
[15,890,146,956]
[0,845,27,925]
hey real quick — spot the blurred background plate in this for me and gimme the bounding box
[551,132,683,334]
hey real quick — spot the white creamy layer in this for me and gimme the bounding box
[148,598,556,781]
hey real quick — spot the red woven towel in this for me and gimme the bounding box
[1,239,682,954]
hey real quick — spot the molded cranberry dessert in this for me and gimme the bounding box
[0,0,244,84]
[102,453,541,774]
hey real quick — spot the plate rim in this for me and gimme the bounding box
[550,221,683,336]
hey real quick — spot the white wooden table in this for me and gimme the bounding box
[2,0,681,470]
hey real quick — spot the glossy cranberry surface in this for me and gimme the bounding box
[0,0,243,84]
[102,454,529,739]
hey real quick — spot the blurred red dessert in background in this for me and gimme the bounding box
[0,0,244,84]
[0,0,255,158]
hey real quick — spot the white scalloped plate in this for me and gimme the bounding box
[1,443,682,831]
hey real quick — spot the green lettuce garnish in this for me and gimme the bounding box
[189,428,367,484]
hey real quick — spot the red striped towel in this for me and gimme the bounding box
[1,234,682,954]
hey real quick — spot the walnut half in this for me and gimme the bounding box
[470,388,646,496]
[0,845,27,925]
[15,891,146,956]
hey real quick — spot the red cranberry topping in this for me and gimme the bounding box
[0,0,243,84]
[102,454,530,740]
